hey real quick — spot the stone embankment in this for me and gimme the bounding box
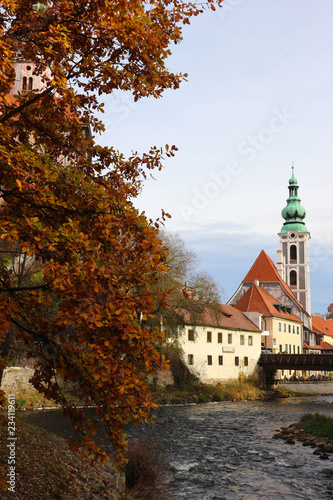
[273,422,333,460]
[275,381,333,395]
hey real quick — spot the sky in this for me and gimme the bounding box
[97,0,333,314]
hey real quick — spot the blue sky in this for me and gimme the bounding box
[98,0,333,314]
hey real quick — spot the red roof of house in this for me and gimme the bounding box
[303,341,322,350]
[182,303,260,332]
[234,283,302,322]
[303,341,333,351]
[321,341,333,351]
[311,316,333,339]
[243,250,307,314]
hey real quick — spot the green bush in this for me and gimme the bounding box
[300,413,333,441]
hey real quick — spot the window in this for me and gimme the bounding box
[218,355,223,366]
[290,245,297,261]
[279,344,283,353]
[290,270,297,286]
[28,77,33,91]
[297,346,300,354]
[22,76,27,93]
[218,332,223,343]
[285,344,288,352]
[207,331,212,343]
[228,333,232,344]
[293,325,295,334]
[235,356,239,366]
[260,320,264,331]
[240,335,245,345]
[297,327,299,335]
[293,345,295,354]
[278,322,282,332]
[244,357,248,367]
[188,354,194,365]
[289,344,291,354]
[207,355,212,366]
[188,329,194,341]
[288,325,291,333]
[284,323,287,332]
[248,336,253,346]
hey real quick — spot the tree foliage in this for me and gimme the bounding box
[0,0,222,465]
[149,232,223,338]
[327,303,333,320]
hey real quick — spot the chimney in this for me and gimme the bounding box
[276,249,283,278]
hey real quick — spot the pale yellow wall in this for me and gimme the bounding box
[323,334,333,346]
[262,317,302,354]
[179,325,261,383]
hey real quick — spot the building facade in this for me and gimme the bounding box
[179,304,261,383]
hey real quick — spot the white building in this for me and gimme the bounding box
[179,304,261,383]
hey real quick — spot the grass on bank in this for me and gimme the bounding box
[300,413,333,443]
[152,377,263,405]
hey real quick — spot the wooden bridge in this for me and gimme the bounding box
[257,353,333,387]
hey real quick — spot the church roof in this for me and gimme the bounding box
[242,250,306,312]
[234,283,302,322]
[311,315,333,339]
[243,250,282,282]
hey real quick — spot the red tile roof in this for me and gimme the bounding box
[312,316,333,339]
[234,283,302,322]
[321,341,333,351]
[303,341,322,350]
[303,341,333,351]
[243,250,307,314]
[182,303,260,332]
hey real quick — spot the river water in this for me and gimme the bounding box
[19,395,333,499]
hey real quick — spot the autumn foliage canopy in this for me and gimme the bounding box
[0,0,221,463]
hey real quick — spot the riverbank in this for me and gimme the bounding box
[151,378,264,404]
[0,419,123,499]
[275,381,333,395]
[273,413,333,459]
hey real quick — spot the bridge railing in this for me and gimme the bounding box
[258,353,333,371]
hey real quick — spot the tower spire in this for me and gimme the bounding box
[280,165,308,234]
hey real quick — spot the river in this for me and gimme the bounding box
[19,395,333,499]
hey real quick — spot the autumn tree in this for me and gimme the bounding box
[0,0,222,465]
[149,231,223,338]
[327,303,333,320]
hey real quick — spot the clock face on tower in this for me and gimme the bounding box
[290,233,296,238]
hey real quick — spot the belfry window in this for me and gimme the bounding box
[28,77,33,91]
[290,245,297,261]
[290,270,297,287]
[22,76,27,94]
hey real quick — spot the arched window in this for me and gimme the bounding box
[290,270,297,287]
[28,77,33,91]
[22,76,27,93]
[290,244,297,261]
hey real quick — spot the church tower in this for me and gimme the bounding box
[277,167,311,314]
[11,3,49,96]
